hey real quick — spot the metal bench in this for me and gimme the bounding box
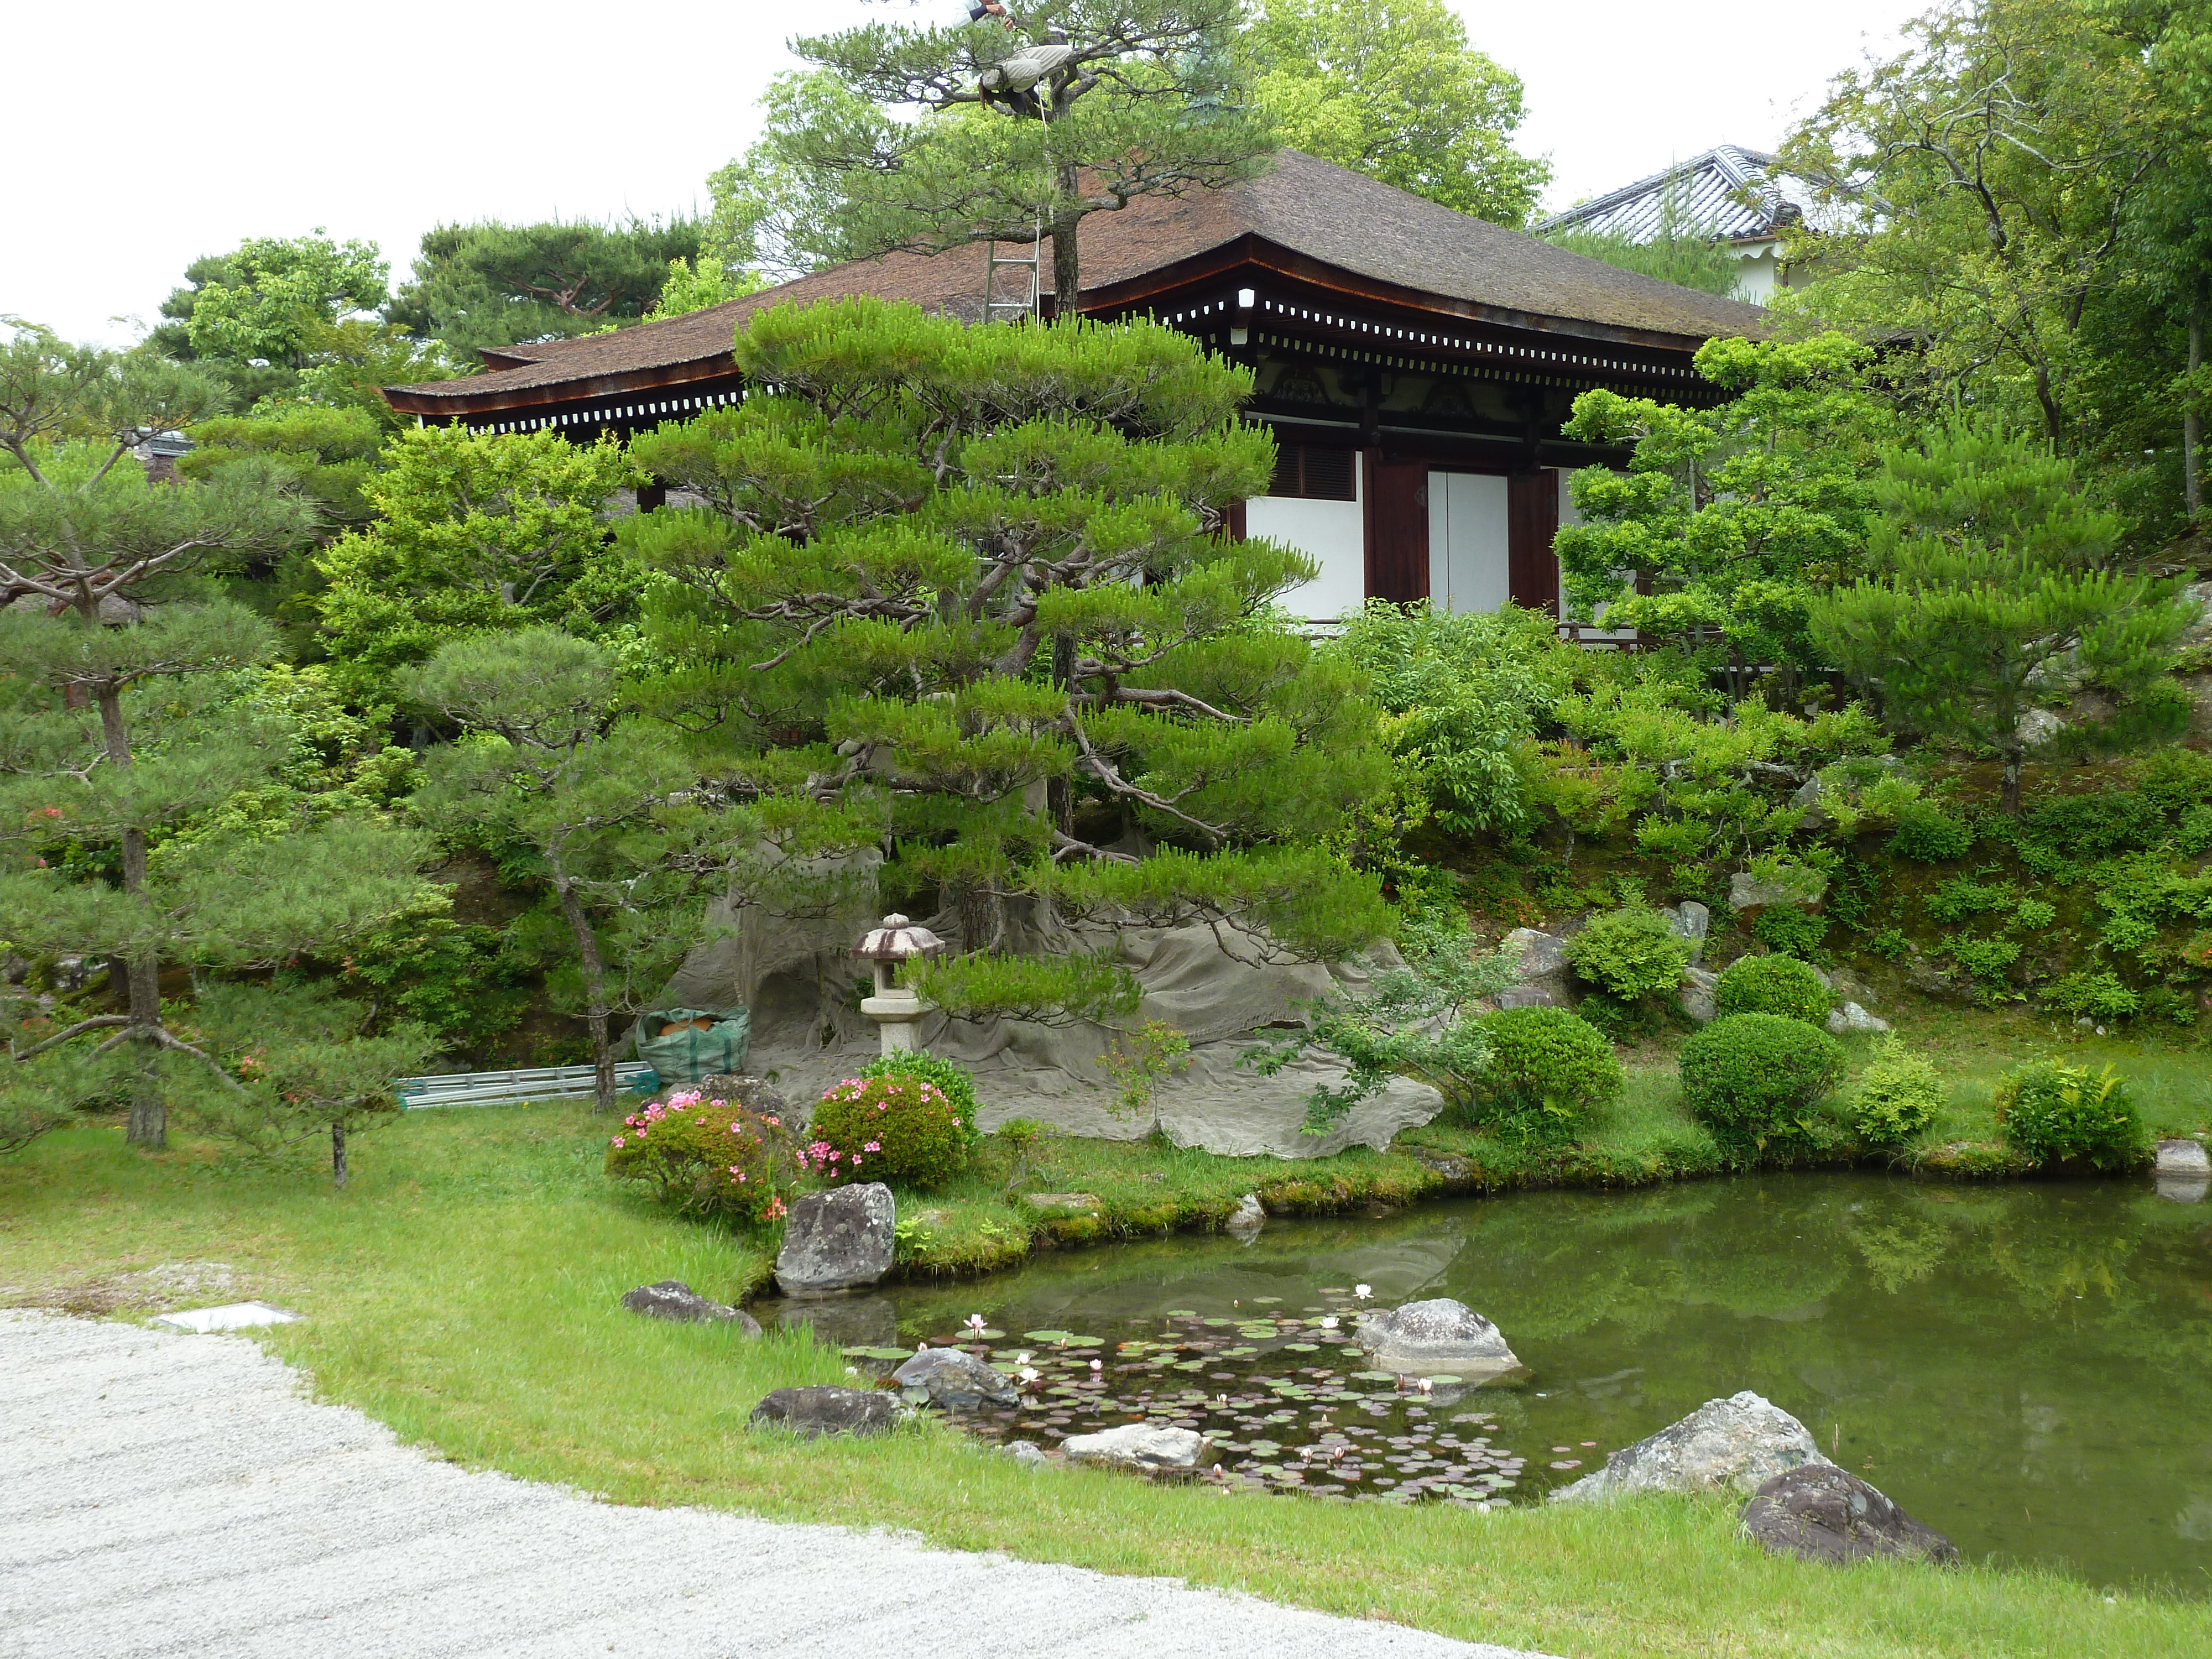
[397,1063,659,1110]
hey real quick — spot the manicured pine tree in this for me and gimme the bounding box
[1809,423,2195,813]
[619,297,1392,1016]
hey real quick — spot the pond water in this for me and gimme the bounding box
[860,1172,2212,1593]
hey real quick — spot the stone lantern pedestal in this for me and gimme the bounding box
[852,914,946,1057]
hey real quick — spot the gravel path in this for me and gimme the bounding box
[0,1312,1556,1659]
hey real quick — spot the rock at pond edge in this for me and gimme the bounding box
[1551,1390,1832,1503]
[893,1346,1019,1408]
[1062,1422,1210,1472]
[748,1385,896,1439]
[1742,1464,1959,1566]
[775,1183,896,1296]
[1355,1298,1521,1377]
[620,1280,761,1332]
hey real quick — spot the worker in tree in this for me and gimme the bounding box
[975,29,1075,118]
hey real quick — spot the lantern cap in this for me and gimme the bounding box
[853,914,946,961]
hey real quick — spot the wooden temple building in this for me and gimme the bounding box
[383,150,1764,625]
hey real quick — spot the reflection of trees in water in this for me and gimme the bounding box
[1846,1209,1950,1294]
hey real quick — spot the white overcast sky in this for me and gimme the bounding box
[8,2,1927,348]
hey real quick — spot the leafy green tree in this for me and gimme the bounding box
[313,424,639,700]
[179,232,389,370]
[728,2,1271,306]
[622,296,1392,1003]
[387,218,702,357]
[1243,0,1547,225]
[1555,333,1896,695]
[1775,0,2164,448]
[1809,422,2196,812]
[645,258,766,321]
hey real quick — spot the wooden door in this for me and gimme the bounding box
[1507,469,1561,613]
[1364,455,1430,605]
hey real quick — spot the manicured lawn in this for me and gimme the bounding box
[5,1095,2207,1659]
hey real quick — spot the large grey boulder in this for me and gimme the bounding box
[1552,1391,1832,1503]
[620,1280,761,1332]
[748,1385,896,1438]
[893,1347,1019,1408]
[775,1184,896,1297]
[1062,1422,1209,1472]
[1499,928,1573,1008]
[1743,1465,1959,1566]
[1354,1298,1521,1378]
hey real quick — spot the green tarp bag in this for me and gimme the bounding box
[633,1006,750,1088]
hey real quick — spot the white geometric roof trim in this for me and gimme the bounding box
[1533,145,1820,244]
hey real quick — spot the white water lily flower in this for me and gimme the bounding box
[1354,1284,1373,1300]
[1319,1316,1339,1329]
[1019,1366,1041,1384]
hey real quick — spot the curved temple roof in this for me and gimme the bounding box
[385,151,1766,419]
[1532,145,1812,246]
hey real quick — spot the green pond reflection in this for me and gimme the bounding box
[882,1172,2212,1592]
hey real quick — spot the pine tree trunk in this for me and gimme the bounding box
[1050,160,1082,320]
[2186,279,2204,526]
[555,878,615,1112]
[332,1120,347,1188]
[2001,754,2024,816]
[93,681,166,1150]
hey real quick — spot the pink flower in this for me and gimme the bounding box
[610,1136,625,1147]
[863,1141,881,1153]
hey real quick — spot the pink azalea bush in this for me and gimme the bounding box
[805,1073,970,1190]
[603,1089,797,1226]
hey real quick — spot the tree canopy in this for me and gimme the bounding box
[387,217,703,357]
[1243,0,1548,226]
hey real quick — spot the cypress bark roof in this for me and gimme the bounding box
[387,150,1766,412]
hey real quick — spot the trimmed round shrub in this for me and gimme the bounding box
[1468,1005,1623,1144]
[1889,801,1973,862]
[1849,1039,1943,1146]
[862,1050,983,1151]
[807,1071,971,1188]
[1993,1060,2147,1170]
[1714,954,1833,1025]
[1678,1013,1845,1153]
[605,1089,798,1226]
[1565,907,1692,1001]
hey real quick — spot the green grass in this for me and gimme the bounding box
[5,1103,2209,1658]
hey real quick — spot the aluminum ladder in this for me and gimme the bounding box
[984,213,1044,322]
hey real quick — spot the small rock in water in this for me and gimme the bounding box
[2154,1139,2210,1174]
[1551,1390,1832,1503]
[1355,1298,1521,1378]
[620,1280,761,1332]
[1063,1422,1211,1472]
[1742,1465,1959,1566]
[894,1347,1019,1408]
[1224,1193,1266,1239]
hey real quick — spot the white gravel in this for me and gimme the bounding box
[0,1311,1556,1659]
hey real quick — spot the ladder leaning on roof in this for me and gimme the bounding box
[983,212,1044,323]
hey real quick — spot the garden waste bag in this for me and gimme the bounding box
[633,1006,750,1086]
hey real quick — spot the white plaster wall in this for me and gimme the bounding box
[1426,471,1510,614]
[1250,454,1366,622]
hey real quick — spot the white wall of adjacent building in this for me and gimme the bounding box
[1251,451,1367,622]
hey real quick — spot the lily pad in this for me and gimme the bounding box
[841,1346,917,1361]
[1024,1329,1072,1343]
[1282,1343,1320,1353]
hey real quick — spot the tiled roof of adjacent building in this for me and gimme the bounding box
[387,150,1768,413]
[1531,145,1811,245]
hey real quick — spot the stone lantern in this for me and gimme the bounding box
[852,913,946,1056]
